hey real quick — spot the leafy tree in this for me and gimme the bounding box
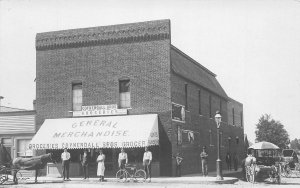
[255,114,290,149]
[290,138,300,151]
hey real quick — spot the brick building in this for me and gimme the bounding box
[33,19,244,177]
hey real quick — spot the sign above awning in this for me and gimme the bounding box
[29,114,159,150]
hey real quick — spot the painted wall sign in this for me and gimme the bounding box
[73,104,127,117]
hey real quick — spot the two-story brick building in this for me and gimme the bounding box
[30,19,244,177]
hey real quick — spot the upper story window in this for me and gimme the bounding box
[209,95,212,118]
[232,108,235,125]
[209,129,213,146]
[119,80,131,108]
[72,83,82,111]
[198,90,202,115]
[240,111,243,127]
[185,84,188,110]
[219,99,222,113]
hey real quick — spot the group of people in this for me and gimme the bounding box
[176,146,240,177]
[61,146,243,180]
[60,147,152,181]
[173,146,209,177]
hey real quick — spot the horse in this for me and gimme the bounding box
[12,153,53,184]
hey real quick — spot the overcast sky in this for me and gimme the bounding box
[1,0,300,143]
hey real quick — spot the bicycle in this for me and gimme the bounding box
[116,164,146,183]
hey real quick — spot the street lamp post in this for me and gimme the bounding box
[215,111,223,180]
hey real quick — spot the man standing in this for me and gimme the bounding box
[61,148,71,181]
[200,146,208,177]
[118,148,128,169]
[225,152,232,171]
[143,147,152,181]
[175,152,183,177]
[80,150,89,179]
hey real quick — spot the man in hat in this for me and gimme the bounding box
[143,147,152,181]
[61,148,71,181]
[200,146,208,177]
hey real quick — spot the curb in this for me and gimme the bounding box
[16,177,239,185]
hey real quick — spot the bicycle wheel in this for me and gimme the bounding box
[134,169,146,183]
[116,169,127,182]
[0,175,7,185]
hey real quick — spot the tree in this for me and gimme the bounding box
[290,138,300,151]
[255,114,290,149]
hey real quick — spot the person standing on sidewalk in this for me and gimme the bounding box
[143,147,152,181]
[200,146,208,177]
[175,152,183,177]
[225,152,232,171]
[61,148,71,181]
[97,149,105,182]
[233,152,239,171]
[118,148,128,169]
[80,150,89,179]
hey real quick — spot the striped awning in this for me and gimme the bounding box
[29,114,159,150]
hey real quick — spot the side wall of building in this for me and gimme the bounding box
[170,49,244,175]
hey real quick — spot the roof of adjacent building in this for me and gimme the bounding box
[171,45,228,99]
[0,106,28,112]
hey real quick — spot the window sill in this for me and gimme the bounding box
[209,145,215,147]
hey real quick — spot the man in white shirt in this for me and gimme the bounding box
[118,148,128,169]
[61,148,71,181]
[143,147,152,180]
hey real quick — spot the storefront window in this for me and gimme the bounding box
[17,139,33,157]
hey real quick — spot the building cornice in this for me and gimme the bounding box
[36,19,171,51]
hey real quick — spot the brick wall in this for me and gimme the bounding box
[170,49,244,175]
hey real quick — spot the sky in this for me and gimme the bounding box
[1,0,300,143]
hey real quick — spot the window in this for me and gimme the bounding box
[240,111,243,127]
[220,132,224,147]
[1,138,12,157]
[177,126,182,146]
[72,83,82,111]
[198,90,202,115]
[185,84,188,110]
[209,129,213,146]
[17,139,32,157]
[220,99,222,112]
[1,138,12,145]
[119,80,131,108]
[232,108,235,125]
[209,95,212,118]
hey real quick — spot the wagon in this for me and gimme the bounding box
[0,163,26,184]
[245,141,282,184]
[280,149,300,177]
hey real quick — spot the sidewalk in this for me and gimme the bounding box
[7,168,242,185]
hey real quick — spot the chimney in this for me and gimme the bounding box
[0,96,4,111]
[33,100,36,110]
